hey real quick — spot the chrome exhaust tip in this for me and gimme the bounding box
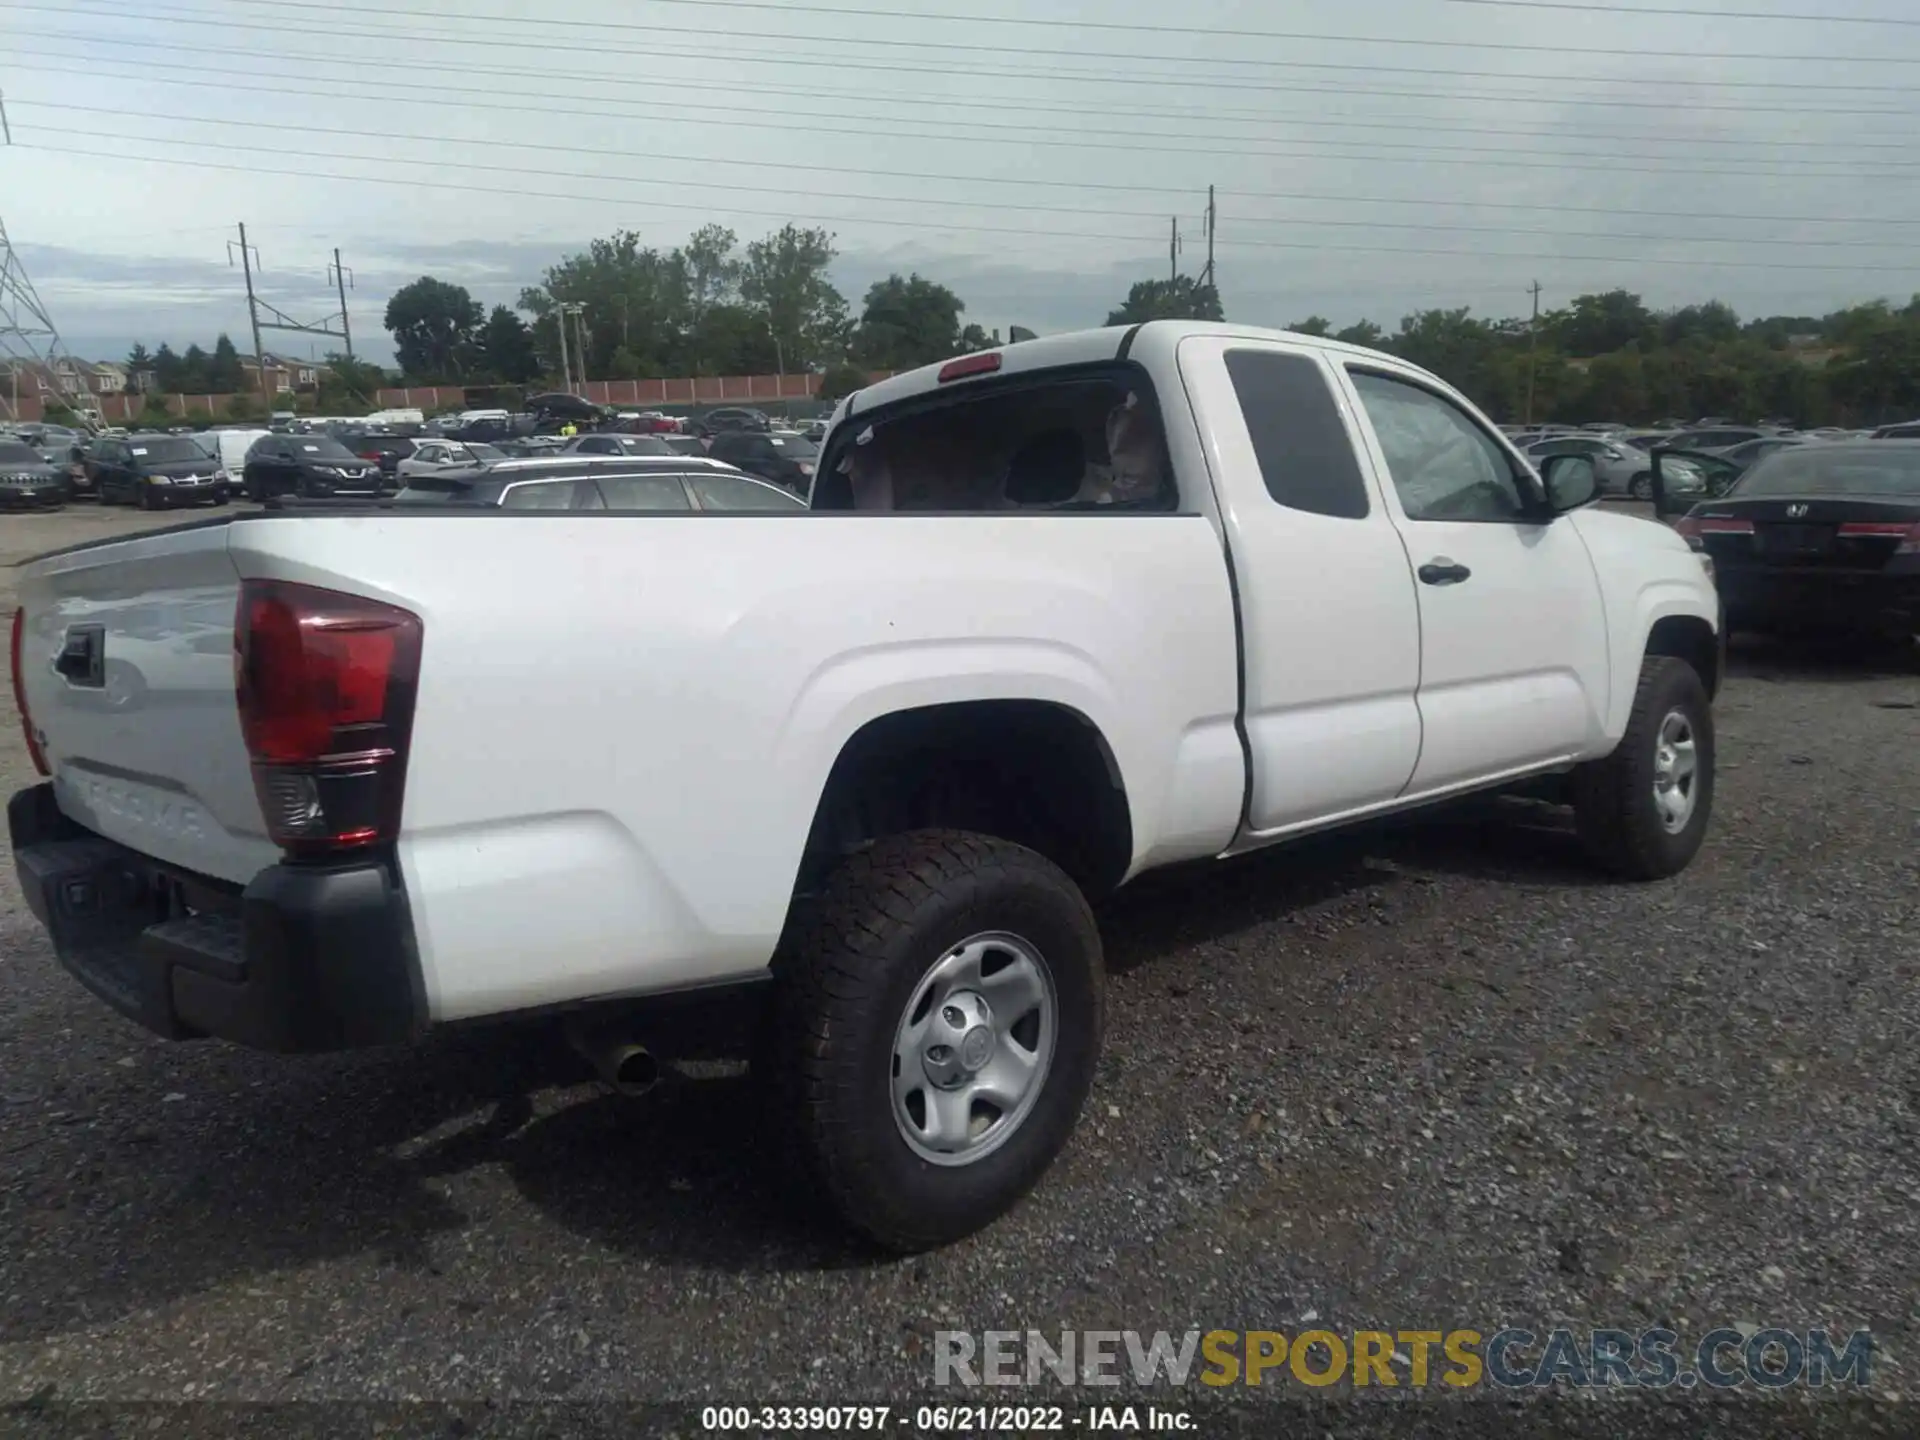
[565,1021,660,1098]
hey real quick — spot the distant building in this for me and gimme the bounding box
[241,353,327,394]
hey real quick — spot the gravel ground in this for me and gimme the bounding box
[1,501,1916,1435]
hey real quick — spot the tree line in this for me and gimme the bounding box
[109,215,1920,429]
[1281,290,1920,429]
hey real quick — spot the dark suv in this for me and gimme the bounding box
[242,433,383,500]
[707,430,819,492]
[89,432,231,509]
[335,429,420,484]
[0,438,70,509]
[694,406,771,437]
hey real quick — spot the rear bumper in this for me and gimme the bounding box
[8,782,422,1052]
[1719,567,1920,633]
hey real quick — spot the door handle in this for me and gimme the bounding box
[1418,558,1472,586]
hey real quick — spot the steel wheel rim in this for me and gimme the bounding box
[891,931,1058,1167]
[1653,707,1699,833]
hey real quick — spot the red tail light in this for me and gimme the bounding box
[10,607,50,777]
[1838,520,1920,552]
[235,580,422,856]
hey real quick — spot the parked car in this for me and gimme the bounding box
[193,429,271,492]
[8,321,1724,1251]
[800,419,829,442]
[58,440,98,500]
[1659,439,1920,641]
[241,432,382,500]
[394,438,509,481]
[1714,435,1807,473]
[1523,434,1645,496]
[1673,426,1766,451]
[0,438,70,509]
[1870,420,1920,440]
[708,429,819,491]
[560,433,675,458]
[89,432,231,508]
[393,454,806,510]
[335,430,421,486]
[658,434,709,457]
[693,405,771,437]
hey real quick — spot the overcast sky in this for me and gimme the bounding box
[1,0,1917,367]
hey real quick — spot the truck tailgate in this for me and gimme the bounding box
[15,523,277,885]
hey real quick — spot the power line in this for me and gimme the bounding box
[20,46,1918,127]
[7,66,1918,227]
[16,138,1920,275]
[1435,0,1920,23]
[17,37,1914,118]
[13,91,1912,181]
[12,57,1907,157]
[11,101,1913,184]
[20,14,1918,95]
[48,0,1920,66]
[9,99,1917,248]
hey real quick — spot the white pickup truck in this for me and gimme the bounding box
[8,321,1722,1250]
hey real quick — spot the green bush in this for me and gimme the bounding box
[817,362,867,403]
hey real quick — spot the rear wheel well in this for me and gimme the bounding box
[796,701,1133,901]
[1646,614,1720,700]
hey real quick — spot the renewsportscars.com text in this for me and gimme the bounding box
[934,1327,1873,1390]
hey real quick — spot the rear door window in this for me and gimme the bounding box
[1224,348,1370,519]
[687,473,806,510]
[501,479,580,509]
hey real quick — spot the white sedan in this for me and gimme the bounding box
[396,439,508,480]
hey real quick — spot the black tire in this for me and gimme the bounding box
[137,484,158,511]
[1571,655,1714,880]
[1628,473,1652,501]
[762,828,1104,1252]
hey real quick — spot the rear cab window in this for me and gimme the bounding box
[812,361,1178,513]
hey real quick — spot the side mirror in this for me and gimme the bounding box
[1540,453,1599,513]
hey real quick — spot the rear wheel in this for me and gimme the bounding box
[1571,656,1714,879]
[1628,472,1653,500]
[762,829,1103,1251]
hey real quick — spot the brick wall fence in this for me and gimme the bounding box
[4,371,899,424]
[372,372,898,411]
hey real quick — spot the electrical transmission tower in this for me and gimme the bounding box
[0,217,103,429]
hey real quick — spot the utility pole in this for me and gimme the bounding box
[1169,216,1181,282]
[1201,185,1217,291]
[561,303,589,390]
[230,225,350,399]
[231,224,266,396]
[328,248,354,360]
[555,304,573,394]
[1528,280,1543,426]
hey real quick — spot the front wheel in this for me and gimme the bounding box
[137,485,158,511]
[1628,472,1653,501]
[762,829,1104,1251]
[1571,656,1715,880]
